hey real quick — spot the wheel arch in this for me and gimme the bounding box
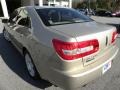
[22,47,27,55]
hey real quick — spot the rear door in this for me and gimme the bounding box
[14,9,32,51]
[6,9,21,46]
[10,8,32,52]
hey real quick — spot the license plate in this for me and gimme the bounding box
[102,61,111,74]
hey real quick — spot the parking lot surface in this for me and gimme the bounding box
[0,17,120,90]
[91,16,120,24]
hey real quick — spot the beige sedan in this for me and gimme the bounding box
[2,6,119,90]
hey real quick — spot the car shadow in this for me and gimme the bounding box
[0,33,52,89]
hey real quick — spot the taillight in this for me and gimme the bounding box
[52,39,99,61]
[111,31,118,43]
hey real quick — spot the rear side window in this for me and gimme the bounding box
[36,8,93,26]
[16,9,31,28]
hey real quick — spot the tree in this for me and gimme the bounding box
[75,0,120,11]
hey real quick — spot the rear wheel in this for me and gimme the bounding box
[3,28,10,41]
[24,51,39,79]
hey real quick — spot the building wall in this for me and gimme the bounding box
[21,0,91,7]
[21,0,70,7]
[48,1,69,7]
[21,0,34,6]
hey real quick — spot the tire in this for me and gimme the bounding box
[3,28,11,42]
[24,51,39,79]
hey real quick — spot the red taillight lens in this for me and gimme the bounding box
[111,31,118,43]
[52,39,99,61]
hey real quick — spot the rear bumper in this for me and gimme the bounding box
[48,46,119,90]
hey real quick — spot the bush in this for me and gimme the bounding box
[75,0,120,12]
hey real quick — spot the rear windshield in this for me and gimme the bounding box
[36,8,93,26]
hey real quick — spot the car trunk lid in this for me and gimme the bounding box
[50,21,117,65]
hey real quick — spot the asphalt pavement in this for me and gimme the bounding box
[0,17,120,90]
[91,16,120,24]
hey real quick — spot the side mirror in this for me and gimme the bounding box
[2,18,8,23]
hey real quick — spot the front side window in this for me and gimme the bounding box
[36,8,93,26]
[9,10,19,23]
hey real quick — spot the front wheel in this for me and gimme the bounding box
[24,51,39,79]
[3,28,11,41]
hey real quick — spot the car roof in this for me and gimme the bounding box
[22,6,69,10]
